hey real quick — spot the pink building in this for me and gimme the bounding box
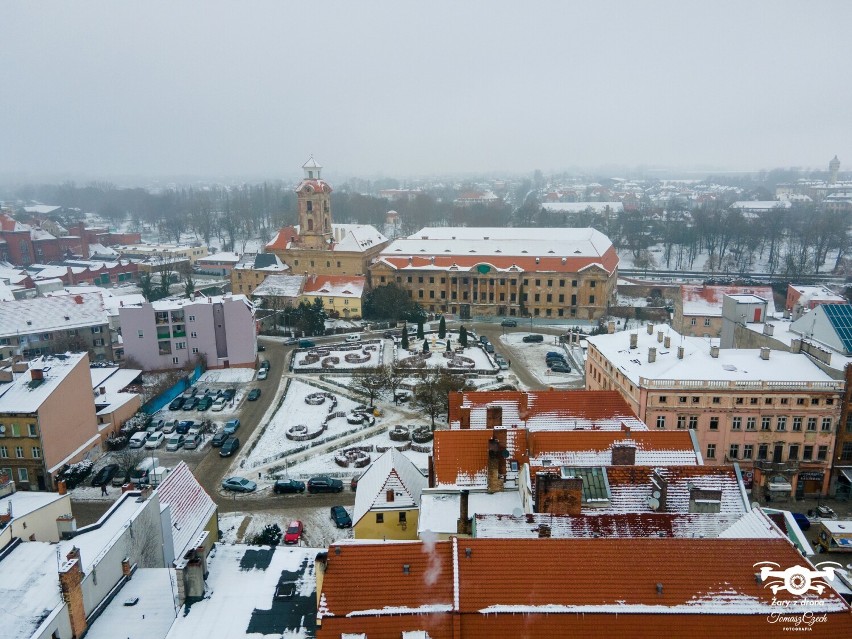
[786,283,846,316]
[586,324,842,498]
[118,294,256,371]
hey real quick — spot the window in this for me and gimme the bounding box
[91,326,102,334]
[690,318,697,326]
[676,415,686,429]
[803,445,814,461]
[398,512,407,523]
[841,442,852,461]
[188,315,195,322]
[764,398,773,405]
[175,342,186,350]
[826,398,834,405]
[807,417,817,432]
[656,415,666,429]
[571,280,577,287]
[659,396,667,404]
[678,396,687,404]
[192,347,199,354]
[0,446,7,458]
[789,444,799,461]
[817,446,828,461]
[15,446,24,458]
[780,398,789,405]
[709,417,719,430]
[712,397,721,405]
[32,447,41,459]
[750,397,758,405]
[93,338,105,347]
[704,318,711,327]
[691,396,700,404]
[732,417,742,430]
[792,417,802,431]
[796,398,805,406]
[746,417,756,430]
[706,444,716,459]
[811,397,819,405]
[172,357,179,364]
[777,416,787,431]
[590,281,596,288]
[761,416,772,431]
[18,468,28,483]
[589,295,595,304]
[138,330,144,338]
[688,415,698,429]
[535,279,541,286]
[28,424,37,437]
[375,513,384,524]
[743,444,753,459]
[735,397,744,405]
[729,444,739,459]
[758,444,768,460]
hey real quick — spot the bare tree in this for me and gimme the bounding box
[352,367,388,408]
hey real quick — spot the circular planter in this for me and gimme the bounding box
[305,392,327,405]
[334,447,371,468]
[412,426,433,443]
[321,356,340,368]
[344,352,371,364]
[389,425,410,441]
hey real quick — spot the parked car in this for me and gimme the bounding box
[257,344,266,352]
[145,431,165,449]
[484,343,495,353]
[162,420,178,434]
[257,368,269,381]
[152,419,166,431]
[523,334,544,343]
[479,335,489,344]
[129,431,148,448]
[183,433,202,450]
[222,476,256,493]
[176,420,194,435]
[183,387,199,398]
[299,339,315,348]
[260,359,270,370]
[166,434,186,451]
[350,473,361,491]
[330,505,352,528]
[283,520,304,544]
[546,351,564,359]
[247,388,261,401]
[197,396,213,411]
[219,437,240,457]
[224,419,240,435]
[274,478,306,494]
[550,364,572,373]
[345,334,360,343]
[211,397,227,412]
[283,337,299,345]
[308,476,344,493]
[182,396,199,411]
[222,388,237,401]
[211,429,229,447]
[91,464,119,487]
[500,319,518,327]
[168,397,185,411]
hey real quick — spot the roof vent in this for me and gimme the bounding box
[64,315,70,321]
[656,583,664,595]
[334,546,341,555]
[403,564,410,574]
[465,548,472,558]
[27,320,32,325]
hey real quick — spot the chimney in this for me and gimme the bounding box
[611,443,637,466]
[485,405,503,429]
[763,323,774,337]
[56,513,77,537]
[650,470,669,512]
[459,406,471,430]
[630,333,638,349]
[487,436,505,493]
[537,524,552,538]
[760,347,770,360]
[57,479,67,495]
[59,550,87,638]
[664,335,671,348]
[121,557,132,579]
[646,324,654,335]
[677,346,684,360]
[648,347,656,363]
[607,321,615,334]
[656,330,664,343]
[99,386,106,395]
[31,368,44,381]
[710,345,719,358]
[457,490,472,535]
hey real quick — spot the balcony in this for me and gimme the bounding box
[172,330,186,338]
[156,331,170,340]
[754,460,799,473]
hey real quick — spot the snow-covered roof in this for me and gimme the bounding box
[83,568,177,639]
[789,284,845,306]
[331,224,388,252]
[0,353,89,413]
[0,291,108,338]
[303,274,366,299]
[0,541,65,639]
[0,489,68,522]
[23,204,62,215]
[123,293,251,312]
[353,448,427,527]
[196,251,240,264]
[155,461,217,561]
[251,274,305,298]
[730,200,791,211]
[418,489,524,535]
[587,325,839,388]
[541,202,624,213]
[680,285,775,317]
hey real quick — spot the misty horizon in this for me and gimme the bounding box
[2,1,850,185]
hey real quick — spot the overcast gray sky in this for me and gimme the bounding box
[2,1,850,182]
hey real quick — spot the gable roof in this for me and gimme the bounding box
[251,274,305,298]
[353,449,427,526]
[264,226,299,251]
[303,274,366,298]
[526,430,699,467]
[448,390,646,431]
[155,461,216,560]
[0,291,108,338]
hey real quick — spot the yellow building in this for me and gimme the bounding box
[265,158,389,278]
[301,274,365,319]
[352,448,426,540]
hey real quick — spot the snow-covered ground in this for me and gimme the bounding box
[293,341,384,371]
[197,368,256,384]
[219,507,354,548]
[395,339,496,372]
[498,333,584,388]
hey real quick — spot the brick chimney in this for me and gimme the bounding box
[485,405,503,429]
[656,330,664,343]
[611,443,637,466]
[648,347,656,363]
[710,345,719,358]
[458,406,471,430]
[760,347,770,360]
[535,473,582,515]
[59,550,87,638]
[630,333,638,349]
[487,436,505,493]
[664,335,671,348]
[457,490,472,535]
[650,469,669,512]
[607,321,615,334]
[677,346,684,360]
[646,323,654,335]
[121,557,132,579]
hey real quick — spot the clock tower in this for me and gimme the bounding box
[296,156,333,250]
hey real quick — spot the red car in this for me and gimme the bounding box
[284,520,303,545]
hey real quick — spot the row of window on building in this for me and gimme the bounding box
[0,423,38,437]
[1,466,31,483]
[0,445,41,459]
[659,395,835,407]
[706,442,829,462]
[655,415,835,432]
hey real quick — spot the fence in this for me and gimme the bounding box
[141,363,204,414]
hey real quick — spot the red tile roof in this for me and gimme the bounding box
[449,390,644,430]
[316,537,852,638]
[526,430,695,457]
[265,226,299,251]
[376,248,618,275]
[432,430,495,488]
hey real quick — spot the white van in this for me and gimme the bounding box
[128,432,148,448]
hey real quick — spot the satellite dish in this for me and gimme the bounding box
[512,507,523,517]
[652,490,661,499]
[647,497,660,511]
